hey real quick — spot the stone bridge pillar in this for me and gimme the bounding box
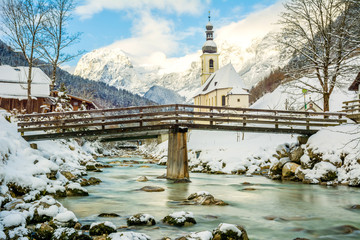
[166,126,189,181]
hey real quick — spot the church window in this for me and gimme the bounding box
[222,96,226,106]
[237,99,240,102]
[209,59,214,68]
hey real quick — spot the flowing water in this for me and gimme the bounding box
[59,156,360,240]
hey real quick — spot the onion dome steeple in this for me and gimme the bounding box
[202,11,217,53]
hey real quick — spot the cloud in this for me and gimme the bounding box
[216,1,284,48]
[76,0,209,19]
[106,12,178,60]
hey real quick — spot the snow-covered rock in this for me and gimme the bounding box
[163,211,196,227]
[108,231,151,240]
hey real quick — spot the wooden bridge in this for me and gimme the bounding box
[17,104,347,180]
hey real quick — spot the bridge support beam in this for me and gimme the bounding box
[166,126,189,181]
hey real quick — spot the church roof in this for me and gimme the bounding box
[195,63,248,96]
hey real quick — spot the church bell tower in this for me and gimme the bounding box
[200,12,219,85]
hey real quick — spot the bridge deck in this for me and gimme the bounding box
[17,104,347,141]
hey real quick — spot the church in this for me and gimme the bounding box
[193,15,249,108]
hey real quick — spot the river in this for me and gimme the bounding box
[59,155,360,240]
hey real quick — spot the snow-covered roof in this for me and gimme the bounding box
[0,65,51,84]
[203,40,217,48]
[0,65,51,99]
[195,63,249,97]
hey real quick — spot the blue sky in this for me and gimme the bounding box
[65,0,281,68]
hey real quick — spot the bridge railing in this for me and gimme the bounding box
[17,104,347,140]
[342,99,360,113]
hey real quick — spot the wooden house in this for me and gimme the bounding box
[0,65,51,113]
[349,72,360,99]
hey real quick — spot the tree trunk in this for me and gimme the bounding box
[26,64,33,113]
[323,92,330,112]
[51,65,57,96]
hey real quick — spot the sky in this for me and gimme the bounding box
[62,0,283,70]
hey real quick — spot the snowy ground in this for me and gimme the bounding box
[140,124,360,186]
[0,110,125,239]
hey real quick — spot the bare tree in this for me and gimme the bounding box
[1,0,48,113]
[278,0,360,111]
[39,0,82,92]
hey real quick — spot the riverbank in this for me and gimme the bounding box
[139,125,360,186]
[0,111,129,239]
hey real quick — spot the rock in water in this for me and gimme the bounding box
[186,191,228,206]
[213,223,249,240]
[137,176,148,182]
[163,211,196,227]
[140,186,165,192]
[98,213,120,218]
[127,213,156,226]
[66,183,89,196]
[282,162,300,179]
[89,222,117,236]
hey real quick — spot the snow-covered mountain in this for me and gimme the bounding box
[74,31,292,103]
[144,85,186,104]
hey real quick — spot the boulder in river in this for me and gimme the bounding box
[137,176,149,182]
[98,213,120,218]
[186,191,228,206]
[282,162,300,179]
[127,213,156,226]
[52,227,78,240]
[163,211,196,227]
[108,232,151,240]
[177,231,213,240]
[66,183,88,196]
[89,221,117,236]
[140,186,165,192]
[213,223,249,240]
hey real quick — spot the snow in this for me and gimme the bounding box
[2,213,25,227]
[195,63,248,97]
[203,40,217,48]
[168,211,194,223]
[128,214,154,223]
[187,231,213,240]
[54,211,78,223]
[37,205,59,217]
[108,232,150,240]
[67,183,87,192]
[0,65,51,98]
[218,223,242,236]
[90,221,116,230]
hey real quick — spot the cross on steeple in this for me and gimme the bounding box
[208,11,211,22]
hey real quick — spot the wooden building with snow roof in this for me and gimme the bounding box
[193,14,249,108]
[0,65,51,113]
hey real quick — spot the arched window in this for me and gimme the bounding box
[209,59,214,68]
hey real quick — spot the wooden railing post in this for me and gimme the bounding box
[175,105,179,124]
[306,112,310,130]
[139,108,143,127]
[210,107,213,125]
[102,111,105,130]
[242,110,246,127]
[274,111,278,129]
